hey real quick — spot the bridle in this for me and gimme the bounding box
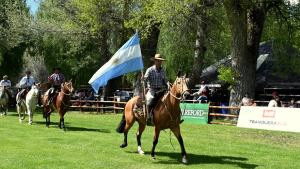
[169,77,189,101]
[61,83,72,96]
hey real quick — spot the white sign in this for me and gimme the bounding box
[237,106,300,133]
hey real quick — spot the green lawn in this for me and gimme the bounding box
[1,110,300,169]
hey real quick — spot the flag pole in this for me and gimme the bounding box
[135,29,147,120]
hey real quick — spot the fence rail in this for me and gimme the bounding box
[69,100,240,125]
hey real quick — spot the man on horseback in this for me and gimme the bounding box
[0,75,12,98]
[47,67,65,105]
[144,54,168,125]
[18,71,36,100]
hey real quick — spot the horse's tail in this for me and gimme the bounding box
[116,114,126,133]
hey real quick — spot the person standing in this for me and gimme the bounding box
[144,54,168,124]
[268,91,281,107]
[47,67,65,105]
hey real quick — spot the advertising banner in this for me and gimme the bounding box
[180,103,209,124]
[237,106,300,133]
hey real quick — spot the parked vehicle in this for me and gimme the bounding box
[114,90,132,102]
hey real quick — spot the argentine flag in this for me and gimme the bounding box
[89,33,144,93]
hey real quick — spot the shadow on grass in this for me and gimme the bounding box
[34,121,66,126]
[66,126,110,133]
[159,152,258,168]
[34,121,110,133]
[125,151,258,168]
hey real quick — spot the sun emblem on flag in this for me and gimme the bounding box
[112,57,120,65]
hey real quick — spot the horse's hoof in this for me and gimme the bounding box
[120,143,127,148]
[182,156,188,164]
[151,156,156,160]
[137,146,144,155]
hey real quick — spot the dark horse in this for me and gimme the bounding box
[117,74,189,163]
[42,80,74,129]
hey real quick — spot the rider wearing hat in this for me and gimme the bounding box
[47,67,65,105]
[18,71,36,99]
[0,75,12,98]
[144,54,168,125]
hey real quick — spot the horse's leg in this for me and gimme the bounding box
[28,108,33,125]
[59,112,66,130]
[47,114,51,127]
[136,122,146,155]
[120,120,135,148]
[170,126,187,164]
[151,127,161,160]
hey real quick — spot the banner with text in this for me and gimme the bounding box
[180,103,209,124]
[237,106,300,133]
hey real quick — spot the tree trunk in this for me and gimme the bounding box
[190,6,207,88]
[224,1,268,107]
[247,6,266,97]
[224,0,250,107]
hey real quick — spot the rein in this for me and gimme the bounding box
[169,90,182,100]
[60,83,72,96]
[168,77,188,101]
[61,90,71,96]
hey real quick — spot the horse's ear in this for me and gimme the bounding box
[61,82,64,88]
[177,71,182,77]
[185,72,188,77]
[69,79,72,83]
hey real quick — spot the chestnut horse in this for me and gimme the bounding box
[42,80,74,129]
[117,74,189,164]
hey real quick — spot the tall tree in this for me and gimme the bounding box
[224,0,285,105]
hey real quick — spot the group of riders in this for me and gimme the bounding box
[0,53,170,125]
[0,67,65,107]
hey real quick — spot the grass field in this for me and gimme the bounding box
[1,110,300,169]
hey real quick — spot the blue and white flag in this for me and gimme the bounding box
[89,33,144,93]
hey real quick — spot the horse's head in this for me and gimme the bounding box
[61,80,74,94]
[31,84,39,96]
[170,72,190,100]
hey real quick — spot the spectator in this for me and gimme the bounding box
[192,80,209,103]
[268,91,281,107]
[240,93,251,106]
[288,98,297,108]
[250,99,257,106]
[84,90,95,106]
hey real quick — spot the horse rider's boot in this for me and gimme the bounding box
[47,95,53,106]
[47,89,54,106]
[146,105,154,126]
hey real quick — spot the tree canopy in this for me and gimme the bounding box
[0,0,300,103]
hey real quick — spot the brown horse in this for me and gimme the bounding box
[42,80,74,129]
[117,74,190,164]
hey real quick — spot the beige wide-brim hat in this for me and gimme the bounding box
[151,54,166,61]
[3,75,8,79]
